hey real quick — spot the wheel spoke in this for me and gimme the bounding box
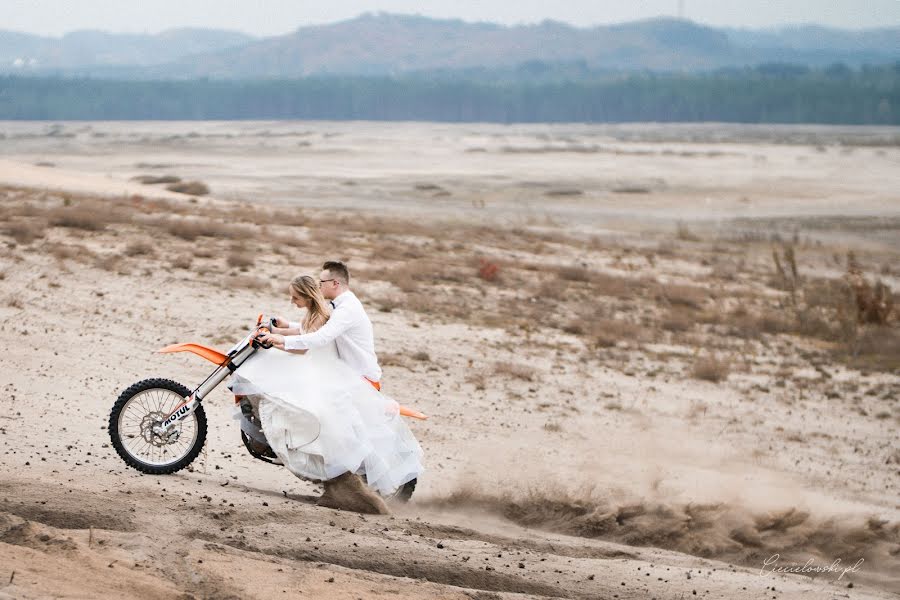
[116,388,200,467]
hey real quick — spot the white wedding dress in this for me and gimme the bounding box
[230,341,424,495]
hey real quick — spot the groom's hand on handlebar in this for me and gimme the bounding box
[257,332,285,350]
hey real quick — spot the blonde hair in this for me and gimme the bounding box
[290,275,330,332]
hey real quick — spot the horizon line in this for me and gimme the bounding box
[4,11,898,40]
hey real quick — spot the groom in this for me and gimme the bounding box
[269,260,382,388]
[262,260,388,514]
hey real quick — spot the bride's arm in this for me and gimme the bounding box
[269,326,301,335]
[267,316,301,336]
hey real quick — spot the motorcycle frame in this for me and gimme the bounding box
[152,331,261,436]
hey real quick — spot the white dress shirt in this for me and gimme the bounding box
[284,290,383,382]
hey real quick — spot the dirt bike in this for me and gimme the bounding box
[108,315,426,501]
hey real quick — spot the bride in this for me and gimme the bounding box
[230,275,423,513]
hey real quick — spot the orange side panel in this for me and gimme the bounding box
[158,343,228,365]
[366,378,425,419]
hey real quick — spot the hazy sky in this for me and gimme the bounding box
[3,0,899,36]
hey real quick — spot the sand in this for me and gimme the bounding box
[0,121,898,599]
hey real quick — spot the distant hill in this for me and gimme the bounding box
[1,14,897,78]
[0,28,255,71]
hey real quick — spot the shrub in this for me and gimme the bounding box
[1,221,44,245]
[47,205,109,231]
[558,266,592,282]
[724,310,790,339]
[478,258,500,282]
[589,272,644,299]
[845,270,894,325]
[661,308,694,332]
[124,240,155,257]
[166,181,210,196]
[94,254,123,272]
[47,243,93,262]
[132,174,181,185]
[226,251,254,269]
[847,326,900,371]
[465,370,487,390]
[493,361,533,381]
[170,255,193,269]
[224,275,267,290]
[656,283,707,309]
[676,222,700,241]
[691,355,731,382]
[163,217,247,241]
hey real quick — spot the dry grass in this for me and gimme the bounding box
[691,354,731,382]
[661,308,694,332]
[493,361,534,381]
[162,217,249,241]
[379,352,407,368]
[846,270,894,325]
[225,275,268,290]
[465,370,488,391]
[6,296,23,309]
[267,231,306,248]
[656,283,707,309]
[132,174,181,185]
[166,181,210,196]
[589,317,647,348]
[376,260,470,294]
[2,184,897,385]
[676,222,700,242]
[47,205,121,231]
[170,255,193,269]
[1,220,44,245]
[722,309,792,339]
[411,351,431,362]
[123,240,155,257]
[226,251,254,269]
[93,254,124,273]
[192,246,217,258]
[374,296,401,313]
[267,209,308,227]
[46,243,94,262]
[557,266,592,282]
[589,271,645,299]
[847,326,900,371]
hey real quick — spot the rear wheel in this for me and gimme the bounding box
[109,378,207,475]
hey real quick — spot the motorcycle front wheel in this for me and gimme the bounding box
[109,378,207,475]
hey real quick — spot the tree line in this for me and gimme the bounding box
[0,63,896,124]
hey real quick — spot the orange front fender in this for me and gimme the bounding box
[158,343,228,365]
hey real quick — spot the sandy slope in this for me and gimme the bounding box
[0,122,898,599]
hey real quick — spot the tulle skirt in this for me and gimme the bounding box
[230,346,423,495]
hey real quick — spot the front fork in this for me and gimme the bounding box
[153,342,256,436]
